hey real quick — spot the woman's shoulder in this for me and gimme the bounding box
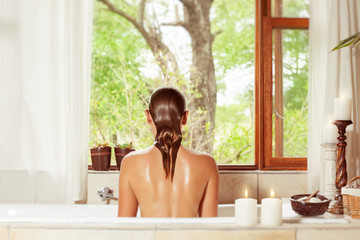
[180,146,218,179]
[121,145,157,166]
[181,145,212,156]
[181,145,217,166]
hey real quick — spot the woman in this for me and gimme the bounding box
[118,87,219,217]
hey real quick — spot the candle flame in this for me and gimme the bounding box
[245,189,248,198]
[270,190,275,198]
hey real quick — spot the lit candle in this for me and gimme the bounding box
[235,189,257,227]
[322,122,338,143]
[260,190,282,226]
[334,97,351,120]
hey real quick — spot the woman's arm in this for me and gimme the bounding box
[118,156,138,217]
[198,157,219,217]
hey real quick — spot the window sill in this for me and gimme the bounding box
[88,164,308,172]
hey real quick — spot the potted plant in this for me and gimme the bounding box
[90,142,111,171]
[114,142,135,170]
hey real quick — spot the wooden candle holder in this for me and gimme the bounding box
[327,120,352,215]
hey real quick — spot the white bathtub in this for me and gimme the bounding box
[0,202,349,224]
[0,203,355,240]
[0,204,235,224]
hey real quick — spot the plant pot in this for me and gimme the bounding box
[90,146,111,171]
[115,147,135,170]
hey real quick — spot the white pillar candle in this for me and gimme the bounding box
[235,193,257,227]
[333,97,351,120]
[261,191,282,226]
[322,123,338,143]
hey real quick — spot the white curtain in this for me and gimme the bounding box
[0,0,93,203]
[308,0,360,193]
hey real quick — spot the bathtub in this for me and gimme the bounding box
[0,202,352,240]
[0,204,235,224]
[0,204,354,240]
[0,201,349,224]
[0,204,239,240]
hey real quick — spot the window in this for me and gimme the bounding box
[212,0,256,166]
[259,0,309,170]
[89,0,309,170]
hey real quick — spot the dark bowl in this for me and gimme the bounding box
[289,194,330,216]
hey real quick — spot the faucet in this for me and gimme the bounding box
[97,187,118,204]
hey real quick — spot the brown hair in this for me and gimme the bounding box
[148,87,186,181]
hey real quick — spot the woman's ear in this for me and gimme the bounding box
[145,110,152,124]
[182,110,189,125]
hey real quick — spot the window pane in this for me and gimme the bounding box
[90,0,256,165]
[271,0,309,18]
[212,0,255,165]
[272,29,308,158]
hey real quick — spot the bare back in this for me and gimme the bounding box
[117,145,219,217]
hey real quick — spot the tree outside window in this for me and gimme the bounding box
[90,0,309,169]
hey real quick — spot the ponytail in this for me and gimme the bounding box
[148,87,186,181]
[154,128,182,180]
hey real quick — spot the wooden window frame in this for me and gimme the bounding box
[220,0,309,171]
[89,0,309,171]
[261,0,308,170]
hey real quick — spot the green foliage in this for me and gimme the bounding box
[214,123,254,164]
[115,142,133,149]
[283,105,308,157]
[211,0,255,78]
[214,90,254,164]
[271,28,309,158]
[90,0,310,165]
[91,141,110,148]
[331,32,360,52]
[272,0,309,17]
[272,103,308,157]
[281,29,308,157]
[281,29,309,110]
[211,0,256,164]
[90,1,155,164]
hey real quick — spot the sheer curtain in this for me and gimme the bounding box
[308,0,360,193]
[0,0,93,203]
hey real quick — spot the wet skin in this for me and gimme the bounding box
[117,110,219,217]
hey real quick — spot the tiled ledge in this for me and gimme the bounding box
[1,218,360,240]
[88,170,119,174]
[218,170,307,204]
[88,170,308,204]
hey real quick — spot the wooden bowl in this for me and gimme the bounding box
[289,194,330,216]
